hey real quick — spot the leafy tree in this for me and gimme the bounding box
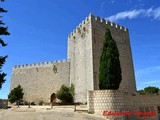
[144,86,159,94]
[56,84,74,103]
[69,83,75,98]
[0,0,10,89]
[99,27,122,90]
[8,85,24,107]
[137,86,160,94]
[137,90,145,94]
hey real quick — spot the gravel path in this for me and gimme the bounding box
[0,109,106,120]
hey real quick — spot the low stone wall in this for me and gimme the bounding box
[87,90,160,120]
[87,90,125,120]
[124,93,160,120]
[0,99,8,109]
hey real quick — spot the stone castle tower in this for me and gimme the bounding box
[11,14,136,103]
[68,14,136,102]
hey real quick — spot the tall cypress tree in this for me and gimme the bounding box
[99,27,122,90]
[0,0,10,89]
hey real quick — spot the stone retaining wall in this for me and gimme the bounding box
[88,90,160,120]
[0,99,8,109]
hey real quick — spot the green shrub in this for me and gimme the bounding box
[144,86,159,94]
[88,111,94,114]
[56,84,74,103]
[39,101,43,105]
[138,86,160,94]
[137,90,145,94]
[31,102,35,105]
[75,102,83,105]
[8,85,24,104]
[69,84,75,98]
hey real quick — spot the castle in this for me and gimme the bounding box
[11,14,160,119]
[11,13,136,103]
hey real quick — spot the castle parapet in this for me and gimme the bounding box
[13,59,70,69]
[68,13,128,38]
[68,14,90,39]
[91,14,128,32]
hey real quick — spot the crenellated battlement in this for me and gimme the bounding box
[68,14,90,39]
[68,13,128,39]
[13,59,70,69]
[91,13,128,31]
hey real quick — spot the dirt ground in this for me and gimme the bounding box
[0,106,106,120]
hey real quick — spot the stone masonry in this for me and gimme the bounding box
[68,13,136,102]
[11,13,136,104]
[11,60,70,104]
[0,99,8,109]
[88,90,160,120]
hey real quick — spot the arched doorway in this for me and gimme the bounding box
[50,93,56,103]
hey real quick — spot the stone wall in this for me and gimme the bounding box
[11,59,70,104]
[91,14,136,93]
[68,13,136,102]
[88,90,125,120]
[11,14,137,104]
[68,15,94,103]
[88,90,160,120]
[0,99,8,109]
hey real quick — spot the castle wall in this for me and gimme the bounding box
[68,14,136,102]
[11,60,70,104]
[11,14,138,104]
[91,14,137,92]
[0,99,8,109]
[68,15,94,102]
[88,90,160,120]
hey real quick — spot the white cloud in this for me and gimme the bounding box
[106,7,160,21]
[153,7,160,19]
[136,66,160,77]
[100,1,106,10]
[111,0,115,4]
[135,66,160,87]
[136,66,160,89]
[142,80,160,85]
[100,0,115,10]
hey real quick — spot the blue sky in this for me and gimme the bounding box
[0,0,160,99]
